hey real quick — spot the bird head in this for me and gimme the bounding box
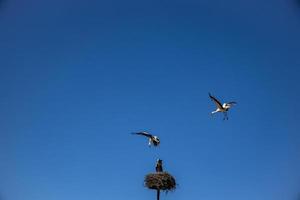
[223,104,230,109]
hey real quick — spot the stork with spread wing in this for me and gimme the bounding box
[209,93,237,120]
[132,131,160,147]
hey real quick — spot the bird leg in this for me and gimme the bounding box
[223,112,228,120]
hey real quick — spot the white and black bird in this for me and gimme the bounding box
[209,93,237,120]
[132,131,160,147]
[155,159,163,172]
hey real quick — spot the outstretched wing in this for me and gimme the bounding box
[209,93,223,109]
[132,131,152,138]
[227,101,237,105]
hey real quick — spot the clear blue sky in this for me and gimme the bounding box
[1,0,300,200]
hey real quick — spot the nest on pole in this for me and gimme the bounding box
[144,172,176,192]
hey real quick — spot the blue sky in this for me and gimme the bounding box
[1,0,300,200]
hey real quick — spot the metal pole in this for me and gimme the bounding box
[157,189,160,200]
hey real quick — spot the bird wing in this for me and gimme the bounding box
[132,131,152,138]
[209,93,223,109]
[227,101,237,105]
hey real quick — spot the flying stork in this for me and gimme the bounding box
[209,93,237,120]
[132,131,160,147]
[155,159,163,172]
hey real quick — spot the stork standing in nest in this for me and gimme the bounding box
[209,93,237,120]
[155,159,163,172]
[132,131,160,147]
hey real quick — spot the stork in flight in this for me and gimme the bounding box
[209,93,237,120]
[132,131,160,147]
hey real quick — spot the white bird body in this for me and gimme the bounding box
[209,93,236,120]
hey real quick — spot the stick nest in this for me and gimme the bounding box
[145,172,176,191]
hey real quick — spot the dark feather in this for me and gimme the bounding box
[227,101,237,105]
[132,131,152,138]
[208,93,223,109]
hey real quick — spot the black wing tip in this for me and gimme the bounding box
[131,132,145,135]
[131,131,150,135]
[208,92,214,98]
[131,131,143,134]
[208,93,216,100]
